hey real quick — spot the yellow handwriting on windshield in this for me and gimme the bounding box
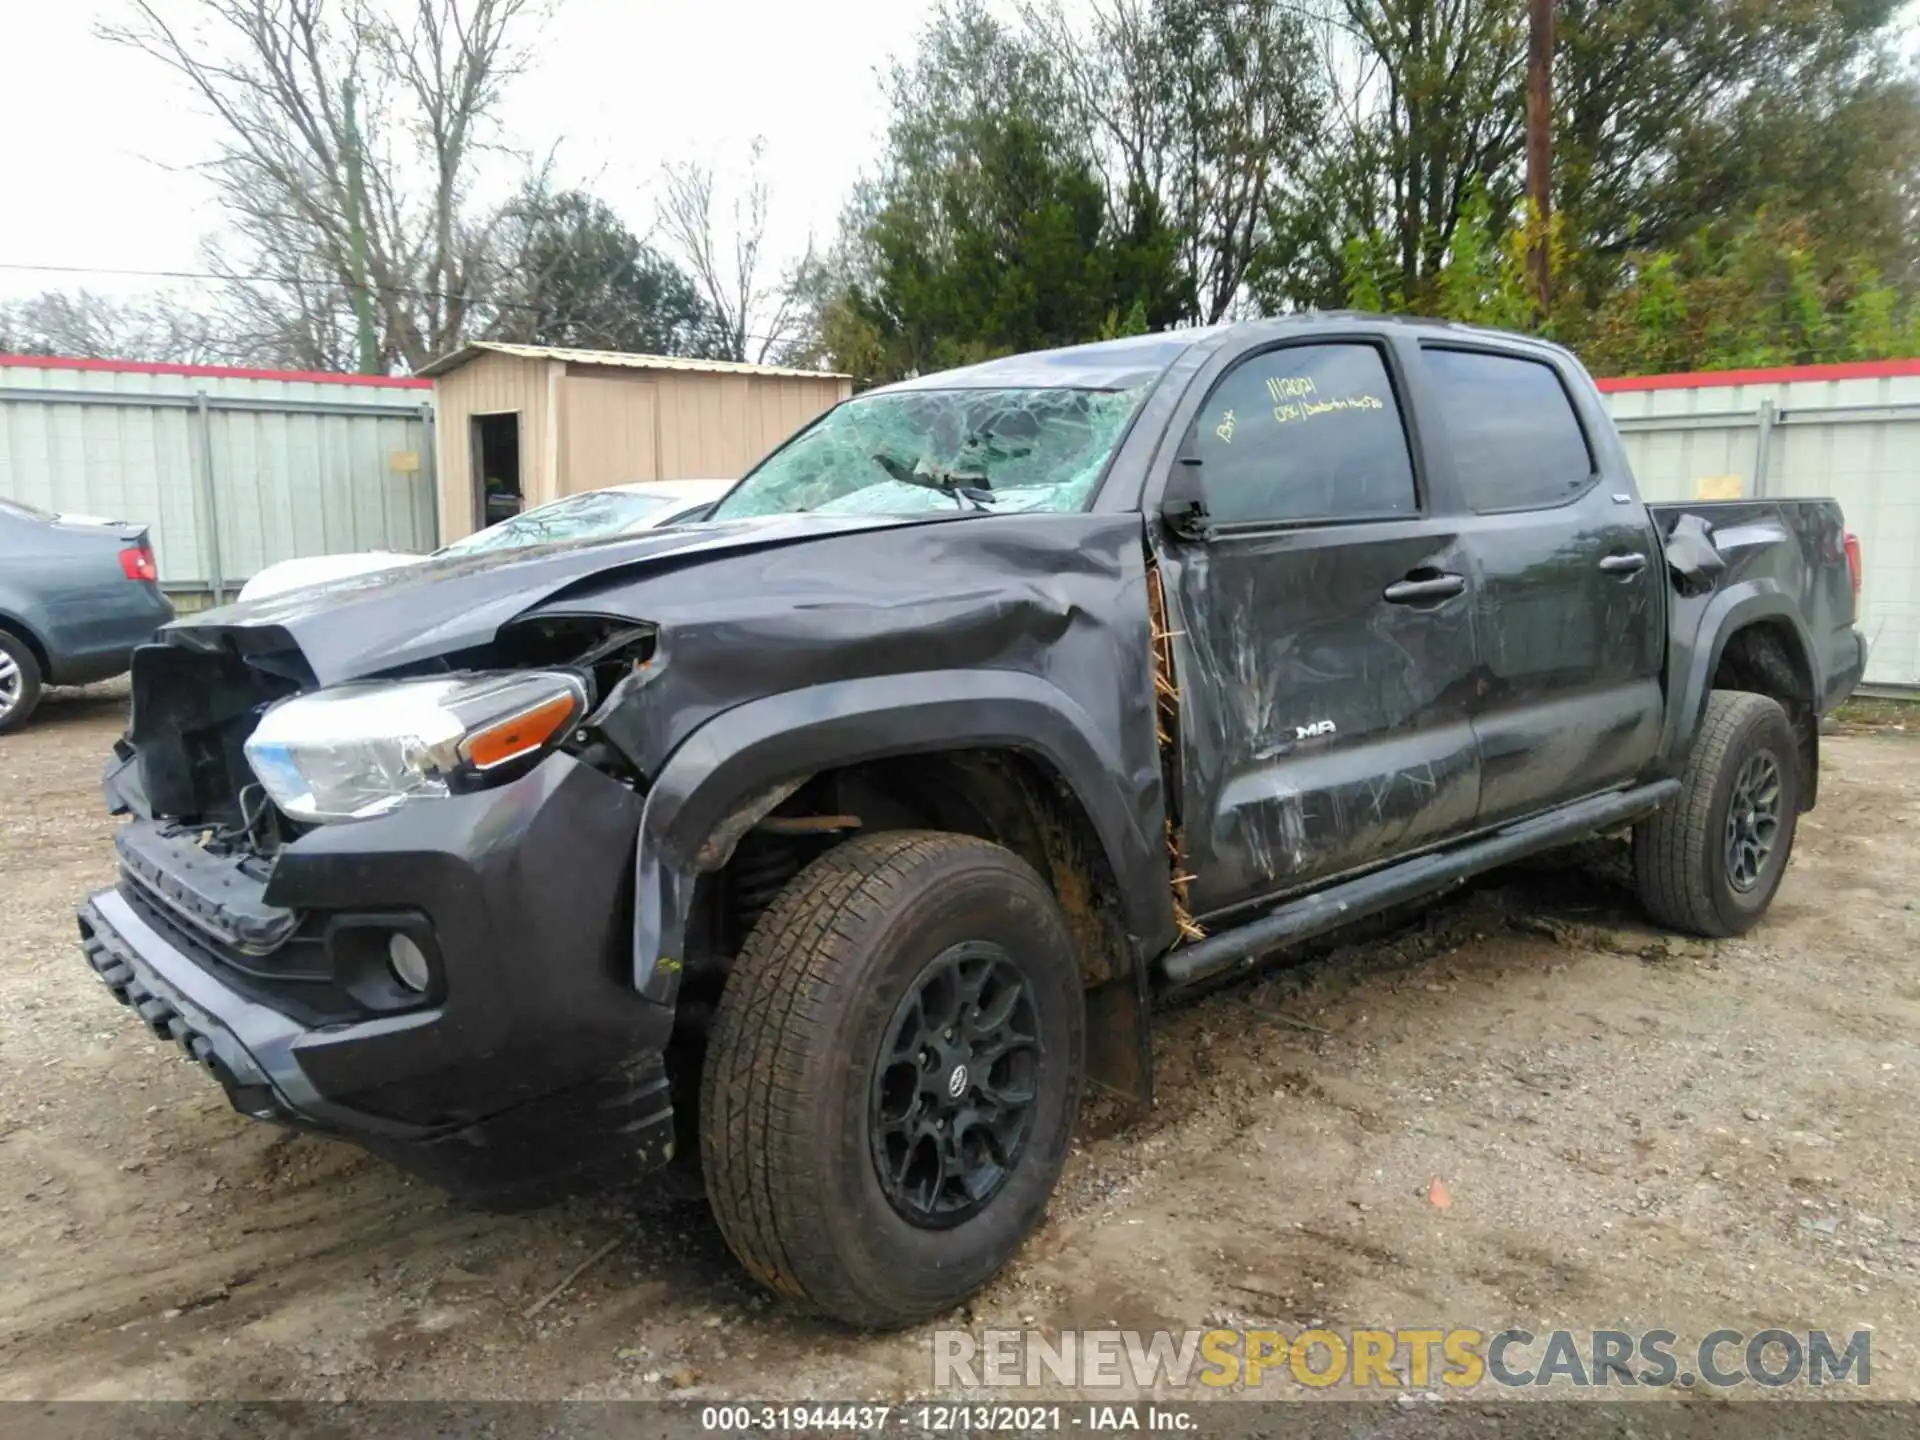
[1274,393,1386,424]
[1265,375,1317,403]
[1215,409,1238,444]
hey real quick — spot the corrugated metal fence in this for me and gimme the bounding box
[1601,361,1920,691]
[0,356,436,605]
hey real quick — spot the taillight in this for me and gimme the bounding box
[119,544,158,583]
[1844,531,1863,609]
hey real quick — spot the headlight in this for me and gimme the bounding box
[243,670,587,823]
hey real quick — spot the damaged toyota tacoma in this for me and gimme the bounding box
[77,317,1868,1328]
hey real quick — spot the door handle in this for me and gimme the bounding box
[1599,552,1648,575]
[1383,572,1467,604]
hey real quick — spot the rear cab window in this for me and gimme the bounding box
[1419,347,1595,512]
[1186,342,1417,525]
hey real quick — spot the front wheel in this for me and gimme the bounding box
[1633,690,1801,937]
[700,830,1084,1328]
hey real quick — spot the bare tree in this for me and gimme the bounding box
[203,218,360,370]
[0,289,227,365]
[101,0,547,373]
[654,139,808,364]
[1334,0,1526,293]
[1020,0,1323,323]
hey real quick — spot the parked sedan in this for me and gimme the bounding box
[0,496,176,732]
[237,479,735,603]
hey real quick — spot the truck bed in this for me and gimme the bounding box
[1647,498,1864,717]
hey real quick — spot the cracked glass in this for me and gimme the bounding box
[709,385,1151,519]
[439,489,678,556]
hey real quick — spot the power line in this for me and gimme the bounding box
[0,260,803,346]
[0,260,555,317]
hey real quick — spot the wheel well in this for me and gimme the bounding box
[1710,620,1818,808]
[0,615,49,679]
[691,748,1131,994]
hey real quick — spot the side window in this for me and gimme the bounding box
[1422,348,1595,511]
[1187,343,1417,525]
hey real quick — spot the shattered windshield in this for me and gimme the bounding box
[707,385,1149,520]
[438,490,676,557]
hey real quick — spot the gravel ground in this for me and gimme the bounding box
[2,683,1918,1403]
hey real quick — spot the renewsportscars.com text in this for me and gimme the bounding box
[932,1327,1872,1391]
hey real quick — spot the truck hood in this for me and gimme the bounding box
[164,512,945,684]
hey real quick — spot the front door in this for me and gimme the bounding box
[1155,337,1483,921]
[1411,344,1666,824]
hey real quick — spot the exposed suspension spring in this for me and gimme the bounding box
[728,836,803,944]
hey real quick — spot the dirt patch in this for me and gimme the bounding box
[3,690,1918,1401]
[1830,694,1919,734]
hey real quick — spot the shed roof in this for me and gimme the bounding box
[417,341,848,382]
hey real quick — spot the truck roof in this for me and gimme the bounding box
[872,327,1227,393]
[871,312,1575,394]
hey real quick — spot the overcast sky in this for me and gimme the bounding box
[0,0,938,305]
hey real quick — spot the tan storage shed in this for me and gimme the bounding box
[418,342,851,544]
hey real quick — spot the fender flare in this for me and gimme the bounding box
[1659,580,1817,771]
[627,669,1173,1001]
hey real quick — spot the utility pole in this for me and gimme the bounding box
[1525,0,1554,318]
[343,79,380,375]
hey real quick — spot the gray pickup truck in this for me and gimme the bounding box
[77,316,1866,1328]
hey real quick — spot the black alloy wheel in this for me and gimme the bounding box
[1724,749,1784,893]
[870,940,1041,1228]
[1633,689,1801,937]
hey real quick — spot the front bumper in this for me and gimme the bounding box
[77,752,678,1205]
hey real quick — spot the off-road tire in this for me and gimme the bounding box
[700,830,1084,1328]
[1633,690,1801,938]
[0,630,44,734]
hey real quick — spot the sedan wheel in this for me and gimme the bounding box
[0,632,44,734]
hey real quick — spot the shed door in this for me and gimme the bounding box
[562,377,657,494]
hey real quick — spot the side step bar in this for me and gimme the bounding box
[1157,780,1681,993]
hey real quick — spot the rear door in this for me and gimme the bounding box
[1409,344,1665,825]
[1153,334,1483,920]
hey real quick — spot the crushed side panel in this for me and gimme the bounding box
[1147,554,1203,943]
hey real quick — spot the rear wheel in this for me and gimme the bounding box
[1633,690,1800,937]
[0,631,44,734]
[700,830,1083,1328]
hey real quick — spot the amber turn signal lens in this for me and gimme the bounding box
[459,692,580,771]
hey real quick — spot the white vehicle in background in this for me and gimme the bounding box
[236,479,734,603]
